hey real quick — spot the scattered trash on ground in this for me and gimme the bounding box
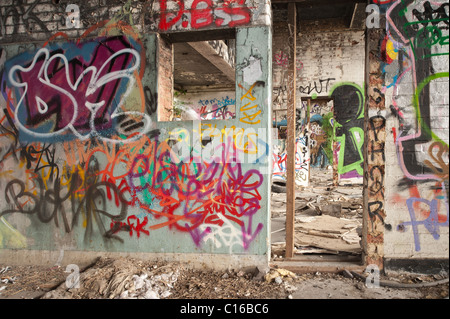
[0,258,448,299]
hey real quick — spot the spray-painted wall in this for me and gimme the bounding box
[373,0,449,262]
[173,90,236,120]
[363,0,448,271]
[0,0,273,269]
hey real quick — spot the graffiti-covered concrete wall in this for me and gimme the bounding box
[0,0,273,270]
[365,0,448,271]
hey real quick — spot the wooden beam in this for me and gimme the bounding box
[307,98,311,186]
[163,29,236,43]
[285,1,297,259]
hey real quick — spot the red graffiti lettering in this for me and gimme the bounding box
[159,0,185,31]
[110,215,150,238]
[158,0,252,31]
[217,6,251,28]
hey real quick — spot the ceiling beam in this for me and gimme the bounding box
[164,29,236,44]
[272,0,367,7]
[186,41,235,83]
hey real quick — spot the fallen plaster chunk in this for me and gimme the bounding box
[264,268,297,283]
[296,216,316,223]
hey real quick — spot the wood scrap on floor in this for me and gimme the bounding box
[270,168,363,257]
[294,214,361,254]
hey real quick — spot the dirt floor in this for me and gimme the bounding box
[0,256,448,300]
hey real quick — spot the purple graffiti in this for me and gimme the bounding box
[3,36,150,142]
[400,188,449,251]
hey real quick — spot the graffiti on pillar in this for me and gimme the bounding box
[238,81,264,125]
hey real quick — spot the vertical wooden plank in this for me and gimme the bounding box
[307,98,311,186]
[333,139,339,186]
[332,98,339,186]
[285,2,297,259]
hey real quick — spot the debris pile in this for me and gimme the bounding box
[264,268,299,298]
[1,259,448,299]
[294,214,361,253]
[42,257,182,299]
[38,257,290,299]
[0,266,16,295]
[119,270,180,299]
[271,168,363,257]
[264,268,297,284]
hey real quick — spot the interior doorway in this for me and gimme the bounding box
[271,96,364,265]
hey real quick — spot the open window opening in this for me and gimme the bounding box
[158,30,236,122]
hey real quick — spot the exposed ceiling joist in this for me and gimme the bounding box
[186,41,235,83]
[164,29,236,44]
[271,0,367,7]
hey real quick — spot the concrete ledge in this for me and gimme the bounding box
[0,249,270,272]
[384,258,449,275]
[271,260,366,274]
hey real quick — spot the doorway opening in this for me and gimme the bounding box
[270,1,367,269]
[271,96,364,266]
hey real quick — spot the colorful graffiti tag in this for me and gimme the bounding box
[330,83,365,180]
[1,35,151,143]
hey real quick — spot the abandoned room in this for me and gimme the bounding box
[0,0,448,280]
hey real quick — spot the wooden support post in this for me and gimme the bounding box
[307,98,311,186]
[332,98,339,186]
[333,139,339,186]
[285,2,297,259]
[363,27,387,270]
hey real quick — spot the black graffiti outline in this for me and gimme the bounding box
[0,0,51,39]
[299,78,336,96]
[389,0,446,179]
[0,170,129,244]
